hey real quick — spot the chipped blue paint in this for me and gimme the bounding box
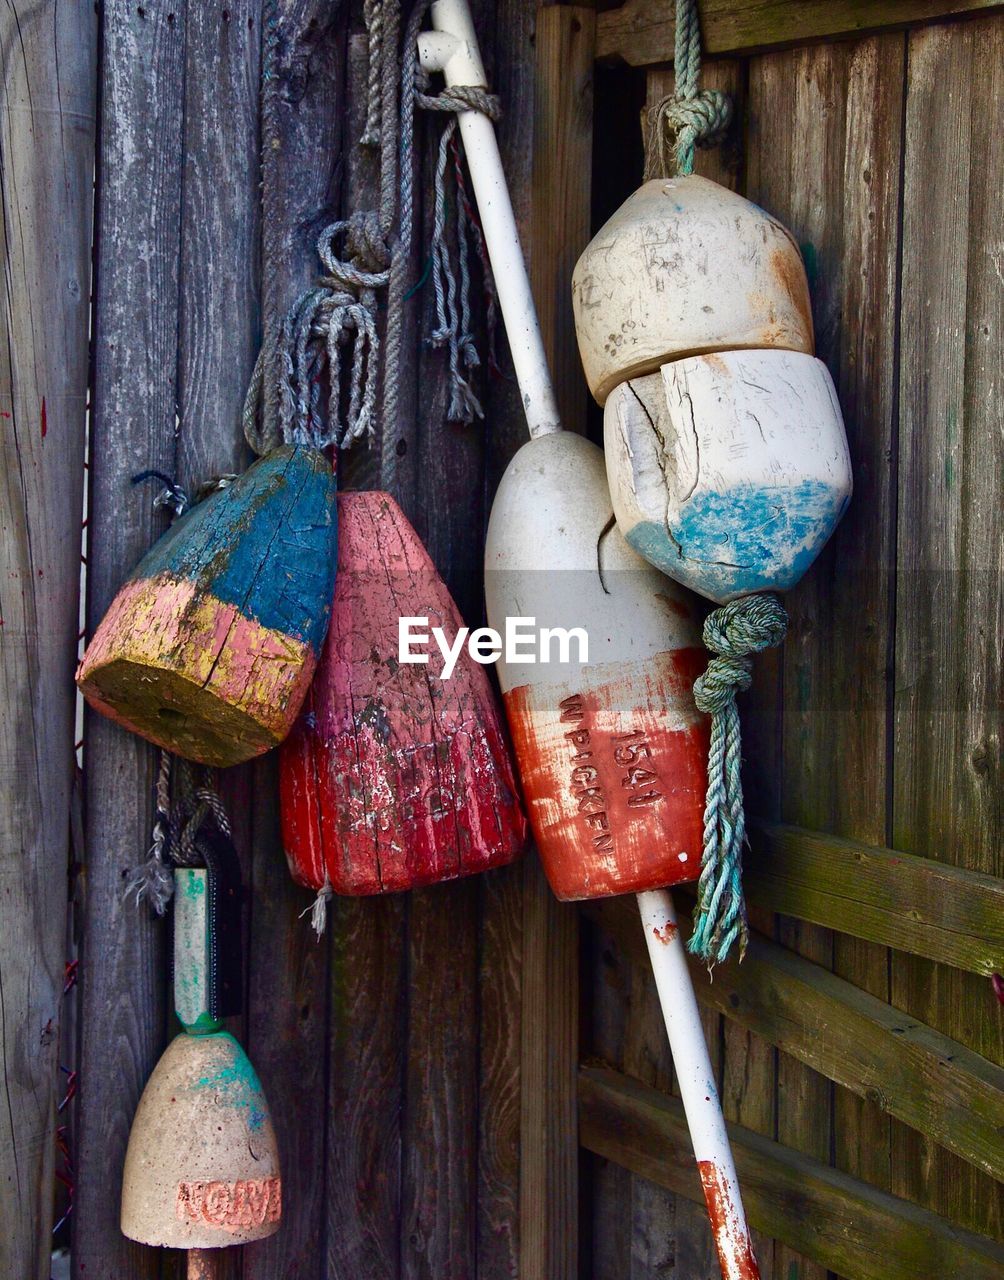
[133,445,338,653]
[626,480,850,602]
[194,1032,268,1132]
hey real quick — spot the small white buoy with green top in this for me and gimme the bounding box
[120,866,281,1273]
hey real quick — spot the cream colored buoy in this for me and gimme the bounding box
[121,866,280,1253]
[120,1031,281,1249]
[605,349,851,602]
[573,173,851,605]
[571,175,814,406]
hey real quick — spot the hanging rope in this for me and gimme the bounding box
[644,0,732,178]
[247,0,499,461]
[123,481,235,912]
[125,748,174,915]
[689,594,788,965]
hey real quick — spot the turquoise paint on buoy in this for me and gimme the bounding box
[626,480,850,601]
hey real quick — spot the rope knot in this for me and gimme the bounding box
[643,0,733,178]
[704,593,788,659]
[694,653,752,715]
[689,593,788,967]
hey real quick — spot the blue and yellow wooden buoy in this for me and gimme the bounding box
[77,445,337,767]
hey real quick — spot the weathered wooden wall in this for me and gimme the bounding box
[580,6,1004,1280]
[5,1,1001,1277]
[0,2,96,1277]
[72,1,538,1278]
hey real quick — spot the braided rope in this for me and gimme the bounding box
[689,595,788,964]
[644,0,732,178]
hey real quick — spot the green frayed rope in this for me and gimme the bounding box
[689,595,788,965]
[645,0,733,178]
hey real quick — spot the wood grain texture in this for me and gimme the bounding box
[518,11,597,1279]
[587,895,1004,1183]
[244,3,347,1278]
[596,0,1004,66]
[75,3,187,1276]
[474,2,538,1269]
[169,9,263,1275]
[530,6,595,435]
[0,0,95,1275]
[580,1066,1004,1280]
[746,822,1004,973]
[892,15,1004,1242]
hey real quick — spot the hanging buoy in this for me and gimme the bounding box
[572,175,814,405]
[417,3,760,1276]
[486,431,708,899]
[605,347,851,602]
[77,445,338,767]
[572,175,852,603]
[280,489,526,899]
[121,866,280,1253]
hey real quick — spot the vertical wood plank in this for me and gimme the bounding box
[746,33,907,1280]
[520,14,596,1276]
[244,5,348,1279]
[893,14,1004,1243]
[164,5,264,1277]
[75,3,186,1276]
[475,3,540,1271]
[399,8,484,1266]
[322,35,404,1280]
[0,2,95,1276]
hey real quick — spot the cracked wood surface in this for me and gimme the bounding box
[0,1,96,1276]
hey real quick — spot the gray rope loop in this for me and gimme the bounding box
[317,212,392,288]
[416,82,501,121]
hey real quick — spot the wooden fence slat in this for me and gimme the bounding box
[168,5,263,1277]
[596,0,1004,66]
[518,10,596,1280]
[579,1066,1004,1280]
[587,896,1004,1183]
[892,14,1004,1243]
[74,3,187,1276]
[0,1,96,1275]
[746,822,1004,974]
[243,5,347,1279]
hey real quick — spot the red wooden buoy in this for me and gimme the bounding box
[280,490,526,898]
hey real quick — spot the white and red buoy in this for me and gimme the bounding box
[418,4,759,1277]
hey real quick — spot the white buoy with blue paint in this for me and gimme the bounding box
[604,347,851,603]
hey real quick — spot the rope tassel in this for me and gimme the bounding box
[689,594,787,965]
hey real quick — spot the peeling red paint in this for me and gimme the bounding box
[698,1160,760,1280]
[992,973,1004,1006]
[281,491,526,895]
[505,647,709,900]
[652,923,678,944]
[40,397,47,437]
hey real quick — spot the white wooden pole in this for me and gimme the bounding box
[418,5,760,1278]
[418,0,561,440]
[638,891,759,1278]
